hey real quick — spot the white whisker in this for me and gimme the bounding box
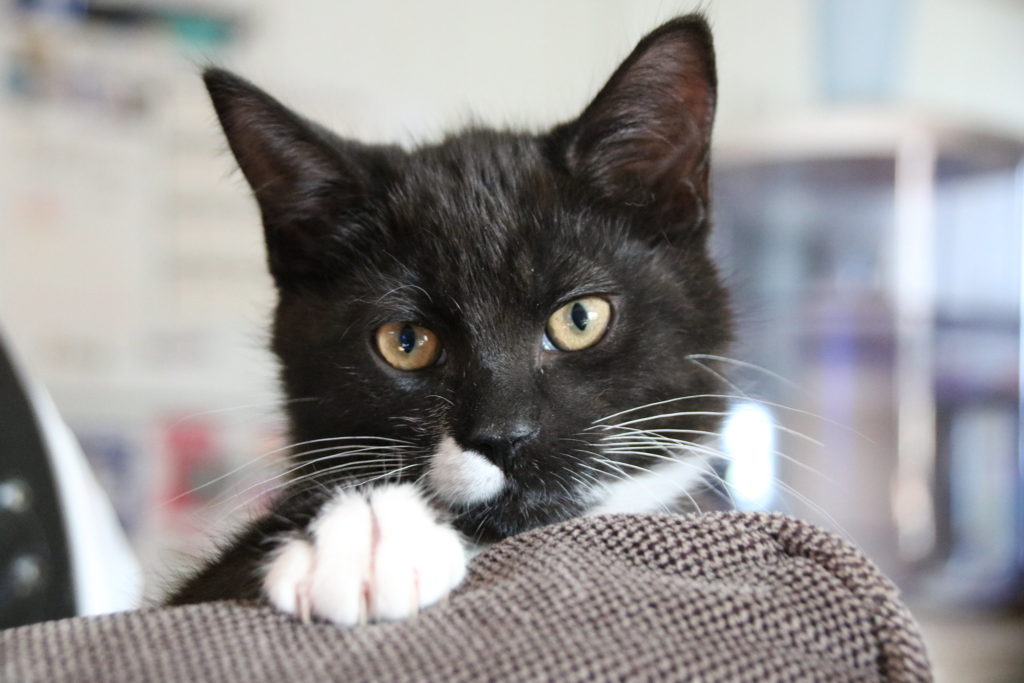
[599,411,824,448]
[591,392,869,444]
[597,425,830,481]
[684,354,804,393]
[224,462,419,519]
[208,447,412,510]
[687,356,751,399]
[168,396,318,427]
[162,435,417,508]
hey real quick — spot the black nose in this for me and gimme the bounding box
[463,422,539,468]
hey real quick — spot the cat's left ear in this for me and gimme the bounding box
[550,15,716,241]
[202,68,395,287]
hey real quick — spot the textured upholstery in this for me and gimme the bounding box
[0,512,932,682]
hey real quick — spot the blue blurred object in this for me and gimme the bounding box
[711,113,1024,608]
[819,0,909,102]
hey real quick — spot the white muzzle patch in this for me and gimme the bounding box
[426,435,506,506]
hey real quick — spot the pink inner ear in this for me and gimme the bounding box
[618,39,714,177]
[671,49,716,138]
[559,17,717,215]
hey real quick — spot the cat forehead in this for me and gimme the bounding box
[382,132,615,276]
[349,131,647,322]
[373,230,617,319]
[393,131,558,225]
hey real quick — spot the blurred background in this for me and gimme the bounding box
[1,0,1022,679]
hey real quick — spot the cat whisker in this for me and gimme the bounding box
[226,462,420,520]
[216,455,409,509]
[682,456,739,510]
[558,452,617,489]
[288,442,417,459]
[567,448,650,499]
[597,430,719,456]
[600,442,735,510]
[555,451,637,510]
[602,429,832,481]
[162,435,419,508]
[275,446,415,482]
[598,427,720,442]
[169,396,319,427]
[762,476,850,537]
[241,452,423,508]
[372,283,434,306]
[470,512,493,545]
[549,474,574,501]
[589,397,719,425]
[207,448,413,511]
[212,461,405,524]
[602,459,704,514]
[598,410,732,427]
[597,410,825,448]
[707,393,875,444]
[600,433,732,469]
[562,463,605,491]
[590,392,869,444]
[686,357,751,399]
[573,447,702,515]
[607,438,847,536]
[555,436,595,447]
[570,429,729,510]
[684,353,805,394]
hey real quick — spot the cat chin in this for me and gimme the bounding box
[425,435,506,506]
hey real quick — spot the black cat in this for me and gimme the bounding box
[169,14,731,625]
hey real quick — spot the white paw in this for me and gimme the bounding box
[263,483,467,626]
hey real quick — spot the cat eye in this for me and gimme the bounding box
[375,323,442,370]
[545,297,611,351]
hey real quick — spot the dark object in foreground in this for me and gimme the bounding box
[0,513,932,682]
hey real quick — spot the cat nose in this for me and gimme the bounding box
[463,422,539,467]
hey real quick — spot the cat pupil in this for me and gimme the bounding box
[571,303,589,331]
[399,325,416,354]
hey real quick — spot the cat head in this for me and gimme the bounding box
[204,15,730,541]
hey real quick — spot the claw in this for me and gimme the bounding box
[410,568,420,616]
[359,579,370,626]
[296,582,311,624]
[263,484,467,626]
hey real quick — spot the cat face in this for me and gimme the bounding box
[205,16,731,542]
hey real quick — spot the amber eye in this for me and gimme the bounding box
[375,323,442,370]
[545,297,611,351]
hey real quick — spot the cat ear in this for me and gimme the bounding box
[551,16,716,240]
[203,68,392,286]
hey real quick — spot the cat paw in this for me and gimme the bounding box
[262,483,467,626]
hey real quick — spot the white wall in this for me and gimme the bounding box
[904,0,1024,131]
[217,0,820,141]
[214,0,1024,142]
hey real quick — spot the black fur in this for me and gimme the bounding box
[170,14,730,605]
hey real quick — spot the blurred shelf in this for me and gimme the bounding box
[714,107,1024,165]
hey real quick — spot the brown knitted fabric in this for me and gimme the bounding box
[0,513,932,682]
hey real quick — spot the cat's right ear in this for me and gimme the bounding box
[203,68,392,286]
[549,15,717,243]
